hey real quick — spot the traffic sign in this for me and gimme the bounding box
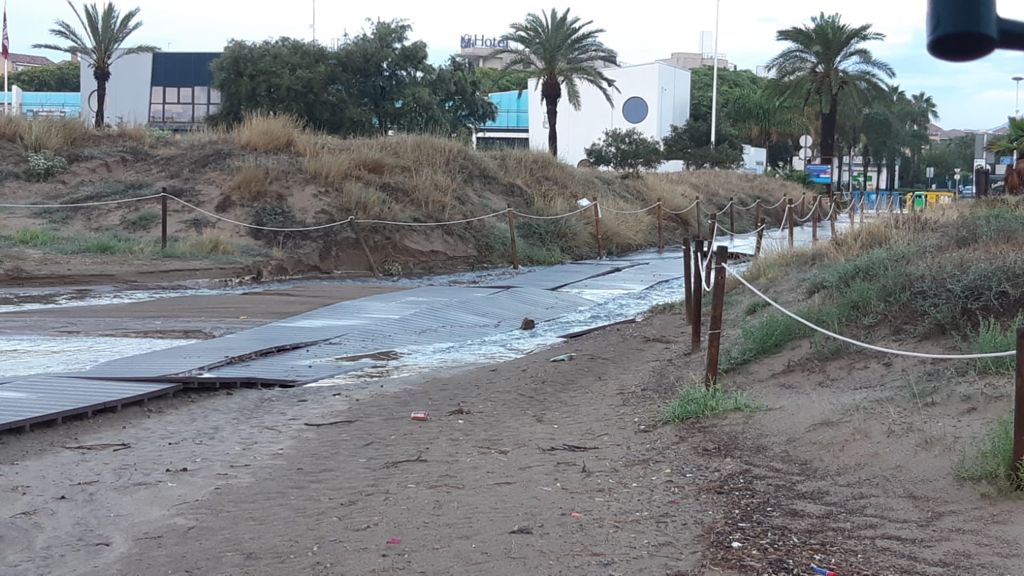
[799,134,813,148]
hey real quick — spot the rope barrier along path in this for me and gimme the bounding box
[723,263,1015,359]
[664,199,699,215]
[602,202,660,215]
[0,193,165,209]
[512,204,593,220]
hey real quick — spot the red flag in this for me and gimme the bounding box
[2,7,9,61]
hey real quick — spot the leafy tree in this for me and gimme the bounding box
[688,68,763,125]
[662,119,743,170]
[34,1,158,127]
[211,38,342,131]
[987,117,1024,157]
[498,8,618,156]
[924,135,974,186]
[767,12,893,191]
[473,66,530,92]
[212,22,495,137]
[729,82,804,167]
[10,60,80,92]
[584,128,662,174]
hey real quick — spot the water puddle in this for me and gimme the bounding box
[0,335,197,379]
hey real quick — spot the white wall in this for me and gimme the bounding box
[80,52,153,126]
[742,145,767,175]
[528,62,691,167]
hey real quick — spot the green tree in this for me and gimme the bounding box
[662,119,743,170]
[584,128,662,174]
[729,81,805,167]
[9,60,80,92]
[498,8,618,156]
[211,38,342,131]
[688,68,763,125]
[34,1,157,127]
[767,12,893,191]
[473,66,530,92]
[211,22,495,136]
[988,117,1024,156]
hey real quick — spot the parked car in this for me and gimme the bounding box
[961,185,974,198]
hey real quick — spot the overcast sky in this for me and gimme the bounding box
[8,0,1024,130]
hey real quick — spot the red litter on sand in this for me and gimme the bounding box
[410,411,430,421]
[386,537,402,545]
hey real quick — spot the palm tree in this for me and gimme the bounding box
[767,12,894,193]
[498,8,618,157]
[34,2,157,128]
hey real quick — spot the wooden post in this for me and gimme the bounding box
[830,198,837,240]
[682,237,693,326]
[691,238,704,352]
[754,199,762,227]
[705,215,716,288]
[859,197,865,226]
[728,197,735,235]
[811,196,819,244]
[592,198,603,259]
[786,197,795,249]
[704,245,729,389]
[694,196,702,239]
[799,194,807,221]
[1014,328,1024,489]
[506,205,519,270]
[754,217,765,258]
[656,199,664,253]
[160,188,168,250]
[349,217,379,277]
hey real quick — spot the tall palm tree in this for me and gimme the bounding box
[34,1,157,128]
[767,12,893,193]
[498,8,618,157]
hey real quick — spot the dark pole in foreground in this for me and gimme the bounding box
[830,198,837,240]
[811,195,819,244]
[349,218,379,277]
[728,197,735,234]
[695,196,702,240]
[160,189,168,250]
[1015,327,1024,489]
[787,197,795,249]
[682,237,694,326]
[656,199,664,253]
[506,205,519,270]
[704,245,729,389]
[754,217,765,257]
[691,238,704,353]
[592,198,603,259]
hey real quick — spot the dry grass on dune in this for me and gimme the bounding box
[0,115,91,153]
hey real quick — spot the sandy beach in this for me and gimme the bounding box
[3,301,1024,575]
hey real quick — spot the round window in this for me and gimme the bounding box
[622,96,649,124]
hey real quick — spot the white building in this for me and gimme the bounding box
[527,61,691,167]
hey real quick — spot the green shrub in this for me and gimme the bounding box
[10,227,60,247]
[248,202,302,244]
[120,210,161,232]
[955,416,1023,493]
[722,312,807,371]
[662,384,757,423]
[970,316,1022,375]
[24,151,68,181]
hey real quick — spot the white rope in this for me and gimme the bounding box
[763,197,788,209]
[512,204,592,220]
[0,193,165,209]
[715,200,734,216]
[724,264,1015,359]
[602,202,660,215]
[697,222,719,292]
[664,199,699,215]
[793,196,822,223]
[777,204,790,233]
[166,195,356,231]
[356,209,507,227]
[714,223,767,238]
[736,200,760,211]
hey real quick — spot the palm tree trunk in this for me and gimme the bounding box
[545,99,558,157]
[862,150,870,192]
[95,79,106,128]
[836,141,845,193]
[820,94,839,196]
[541,78,561,157]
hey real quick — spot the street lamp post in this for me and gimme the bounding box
[710,0,721,149]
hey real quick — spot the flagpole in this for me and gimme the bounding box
[3,0,8,117]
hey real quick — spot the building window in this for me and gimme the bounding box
[148,85,218,125]
[165,87,179,104]
[622,96,649,124]
[179,87,193,104]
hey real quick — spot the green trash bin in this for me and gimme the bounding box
[913,192,927,209]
